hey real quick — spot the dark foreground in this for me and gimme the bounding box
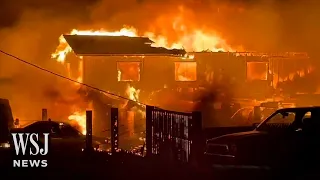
[1,149,319,180]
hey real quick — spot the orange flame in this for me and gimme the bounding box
[51,20,238,128]
[51,27,138,63]
[68,111,86,135]
[67,102,93,135]
[126,84,140,103]
[51,25,238,63]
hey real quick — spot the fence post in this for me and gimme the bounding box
[85,110,93,152]
[190,111,202,167]
[145,105,153,157]
[111,108,119,154]
[42,109,48,121]
[192,111,202,131]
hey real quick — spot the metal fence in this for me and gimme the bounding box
[145,105,202,163]
[110,108,145,153]
[109,105,202,163]
[110,108,119,154]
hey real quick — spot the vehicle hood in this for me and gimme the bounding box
[206,130,268,144]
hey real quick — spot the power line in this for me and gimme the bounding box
[0,49,151,138]
[0,49,149,106]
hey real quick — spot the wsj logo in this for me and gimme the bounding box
[11,133,49,168]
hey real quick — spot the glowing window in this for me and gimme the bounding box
[246,62,268,81]
[117,62,141,81]
[175,62,197,81]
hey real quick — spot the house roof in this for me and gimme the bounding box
[63,35,186,56]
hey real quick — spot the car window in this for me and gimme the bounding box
[257,111,297,131]
[266,112,296,125]
[260,108,277,121]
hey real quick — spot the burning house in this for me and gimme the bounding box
[50,26,316,141]
[60,35,189,146]
[61,35,312,105]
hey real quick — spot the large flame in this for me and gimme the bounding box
[125,84,142,108]
[68,111,87,135]
[52,24,237,63]
[126,84,140,103]
[51,27,138,63]
[51,19,237,129]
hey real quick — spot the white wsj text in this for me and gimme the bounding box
[11,133,49,168]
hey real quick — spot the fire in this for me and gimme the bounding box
[117,71,121,82]
[52,25,237,63]
[124,84,145,138]
[117,61,141,82]
[75,59,84,85]
[146,30,234,52]
[126,84,140,103]
[50,18,237,129]
[68,111,86,135]
[51,27,138,63]
[51,35,71,63]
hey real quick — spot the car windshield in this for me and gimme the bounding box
[260,107,277,121]
[256,110,297,131]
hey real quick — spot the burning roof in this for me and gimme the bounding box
[63,35,187,56]
[52,27,240,63]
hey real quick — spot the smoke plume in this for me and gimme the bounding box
[0,0,319,123]
[0,9,88,122]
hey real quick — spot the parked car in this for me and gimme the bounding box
[10,120,108,153]
[205,107,320,174]
[0,98,13,154]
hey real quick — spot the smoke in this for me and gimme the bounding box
[0,0,319,122]
[89,0,320,52]
[0,9,88,121]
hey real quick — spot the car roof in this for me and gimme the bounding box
[277,106,320,112]
[29,120,71,126]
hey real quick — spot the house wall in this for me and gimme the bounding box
[81,53,313,101]
[75,52,313,132]
[82,53,244,96]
